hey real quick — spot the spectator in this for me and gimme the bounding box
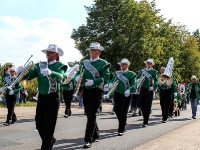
[20,83,28,104]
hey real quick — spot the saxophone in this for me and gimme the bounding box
[104,80,119,98]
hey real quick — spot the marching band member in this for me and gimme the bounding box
[1,66,21,126]
[187,75,200,119]
[137,58,158,127]
[158,67,178,123]
[62,78,75,118]
[75,42,110,148]
[131,71,142,117]
[109,58,136,136]
[18,44,67,150]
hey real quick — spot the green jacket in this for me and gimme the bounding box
[62,79,75,91]
[4,76,21,95]
[158,76,178,94]
[110,70,137,94]
[137,68,158,89]
[24,61,67,95]
[187,82,200,100]
[76,58,110,89]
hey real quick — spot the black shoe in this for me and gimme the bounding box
[118,132,123,136]
[192,116,196,119]
[64,114,68,118]
[132,113,137,117]
[138,111,142,116]
[162,120,166,123]
[111,111,115,114]
[11,119,17,124]
[3,122,10,126]
[83,142,92,148]
[141,124,147,128]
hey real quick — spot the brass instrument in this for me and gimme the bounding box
[104,80,119,98]
[158,57,174,86]
[63,64,79,84]
[7,57,33,91]
[72,67,84,101]
[0,55,33,97]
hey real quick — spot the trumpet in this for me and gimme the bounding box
[104,80,119,98]
[63,64,79,84]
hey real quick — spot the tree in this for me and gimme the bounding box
[71,0,165,72]
[71,0,200,81]
[178,35,200,82]
[192,29,200,51]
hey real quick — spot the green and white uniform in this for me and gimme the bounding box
[62,80,75,91]
[110,70,137,93]
[78,58,110,89]
[137,68,158,89]
[24,61,67,94]
[4,76,21,95]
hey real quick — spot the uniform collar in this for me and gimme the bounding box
[90,57,99,62]
[146,68,152,71]
[121,69,128,73]
[48,60,57,65]
[11,75,16,79]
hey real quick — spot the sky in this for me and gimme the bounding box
[0,0,199,68]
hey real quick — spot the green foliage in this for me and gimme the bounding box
[0,101,37,107]
[71,0,200,81]
[192,29,200,51]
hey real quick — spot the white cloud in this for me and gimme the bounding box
[0,16,83,68]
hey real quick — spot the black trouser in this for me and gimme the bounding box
[160,88,172,121]
[21,93,27,103]
[169,92,174,116]
[114,92,131,133]
[83,87,102,143]
[131,94,141,110]
[140,87,153,125]
[63,90,74,115]
[6,94,17,123]
[35,92,60,150]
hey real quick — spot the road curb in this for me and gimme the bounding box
[0,101,160,119]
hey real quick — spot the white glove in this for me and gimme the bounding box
[109,83,113,89]
[104,84,109,88]
[174,93,177,97]
[75,75,81,82]
[41,68,52,76]
[149,87,154,91]
[25,92,28,96]
[17,66,24,73]
[85,79,94,86]
[124,89,130,97]
[9,90,14,95]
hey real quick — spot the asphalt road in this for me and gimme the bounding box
[0,103,199,150]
